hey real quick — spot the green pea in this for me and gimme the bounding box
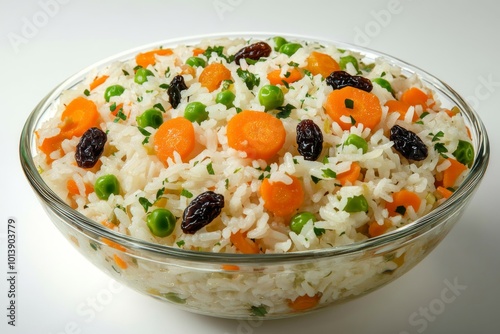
[94,174,120,200]
[136,108,163,129]
[186,56,206,68]
[273,36,287,51]
[344,195,369,213]
[258,85,284,111]
[104,85,125,102]
[215,90,236,108]
[134,68,154,85]
[344,134,368,153]
[339,55,359,72]
[290,212,316,234]
[452,140,474,167]
[372,78,393,93]
[146,208,176,237]
[184,101,208,124]
[279,43,302,57]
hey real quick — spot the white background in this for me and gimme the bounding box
[1,0,498,333]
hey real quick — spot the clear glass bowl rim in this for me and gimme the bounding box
[19,32,490,264]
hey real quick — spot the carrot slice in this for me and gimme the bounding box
[230,231,260,254]
[100,237,126,252]
[153,117,195,164]
[267,68,302,86]
[324,86,382,131]
[135,48,173,68]
[221,264,240,271]
[89,75,109,91]
[400,87,431,108]
[38,132,65,157]
[101,220,116,229]
[384,100,416,121]
[436,186,453,199]
[288,294,321,311]
[66,179,93,196]
[60,97,100,138]
[260,175,304,217]
[199,63,232,92]
[442,158,467,188]
[113,254,128,270]
[385,190,422,217]
[368,219,392,238]
[192,48,205,56]
[336,162,361,186]
[227,110,286,161]
[305,51,340,77]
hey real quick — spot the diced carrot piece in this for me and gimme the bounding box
[89,75,109,91]
[288,293,321,311]
[135,48,173,68]
[267,68,302,86]
[336,162,361,186]
[305,51,340,78]
[442,158,468,188]
[230,231,260,254]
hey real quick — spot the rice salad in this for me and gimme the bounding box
[35,36,474,257]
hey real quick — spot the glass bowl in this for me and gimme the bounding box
[19,33,489,320]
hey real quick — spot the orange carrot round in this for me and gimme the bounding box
[324,86,382,131]
[400,87,430,108]
[267,68,302,86]
[442,158,467,188]
[60,97,100,138]
[153,117,195,164]
[305,51,340,77]
[227,110,286,160]
[135,48,173,68]
[260,175,304,217]
[384,100,416,121]
[336,162,361,186]
[199,62,232,92]
[230,231,260,254]
[385,190,422,217]
[288,294,321,311]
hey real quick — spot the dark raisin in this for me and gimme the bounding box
[326,71,373,92]
[75,127,107,168]
[390,125,428,161]
[296,119,323,161]
[234,41,272,65]
[170,75,188,91]
[181,191,224,234]
[167,75,188,109]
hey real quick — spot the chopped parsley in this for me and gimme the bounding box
[276,103,295,119]
[250,305,268,317]
[321,168,337,178]
[206,162,215,175]
[237,68,260,90]
[181,189,193,198]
